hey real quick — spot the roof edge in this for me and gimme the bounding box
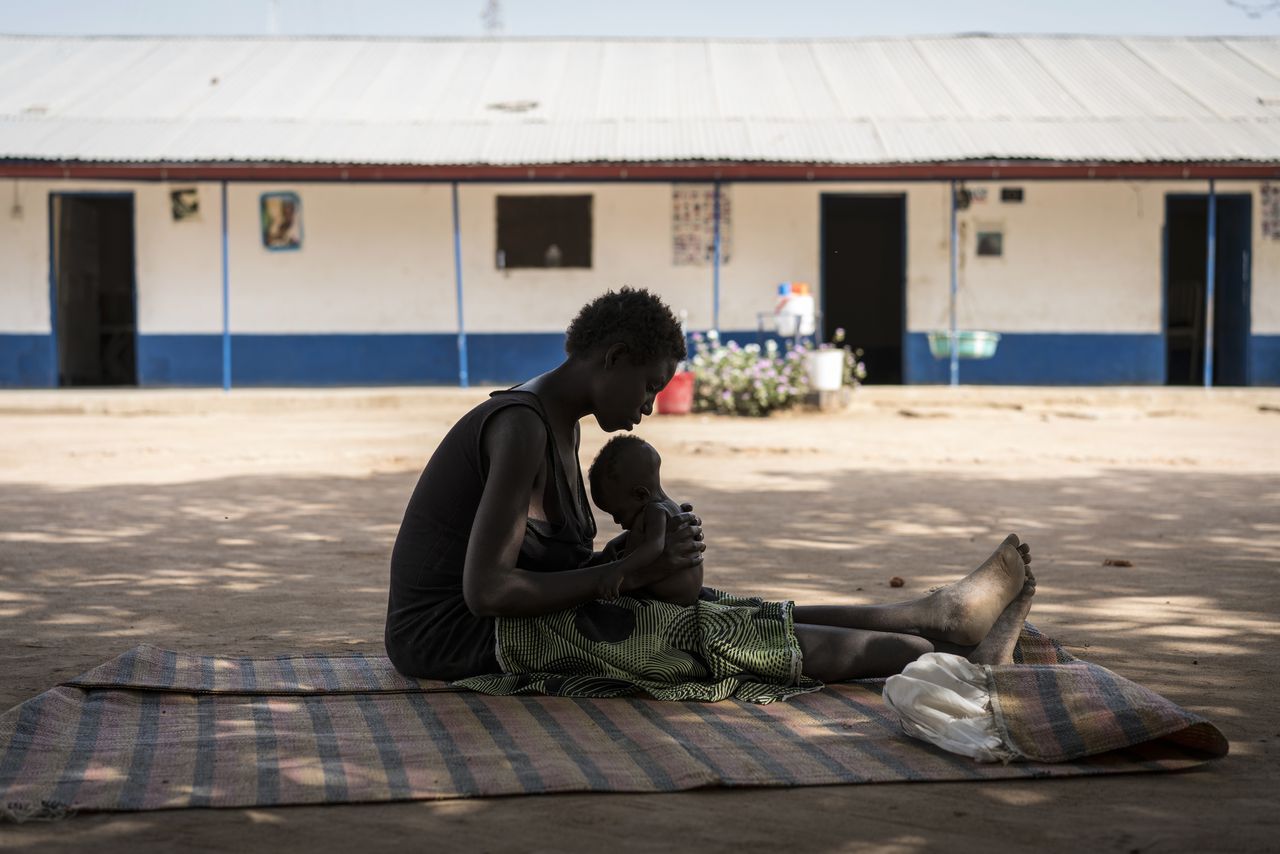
[2,33,1278,44]
[4,160,1278,181]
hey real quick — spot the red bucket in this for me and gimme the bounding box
[655,370,695,415]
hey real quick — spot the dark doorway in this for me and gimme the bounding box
[821,194,905,384]
[1164,194,1251,386]
[52,194,137,386]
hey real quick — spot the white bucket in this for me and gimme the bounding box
[806,348,845,391]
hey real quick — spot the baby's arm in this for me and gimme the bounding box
[596,503,668,599]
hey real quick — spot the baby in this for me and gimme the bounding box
[587,435,699,602]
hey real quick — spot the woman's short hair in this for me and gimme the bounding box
[565,287,687,365]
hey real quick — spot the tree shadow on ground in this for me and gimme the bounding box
[2,465,1275,710]
[1,464,1277,852]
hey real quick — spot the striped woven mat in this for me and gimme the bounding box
[0,627,1227,820]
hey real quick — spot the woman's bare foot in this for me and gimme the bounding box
[967,569,1036,665]
[914,534,1032,646]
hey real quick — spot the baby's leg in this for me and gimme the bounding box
[637,565,703,606]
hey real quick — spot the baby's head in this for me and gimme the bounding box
[588,435,665,529]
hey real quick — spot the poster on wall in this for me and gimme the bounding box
[170,188,200,222]
[1263,183,1280,241]
[672,186,732,266]
[260,192,303,250]
[976,226,1004,257]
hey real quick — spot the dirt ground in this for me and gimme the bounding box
[1,385,1278,853]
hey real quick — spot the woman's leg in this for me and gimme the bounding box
[796,569,1037,680]
[793,534,1032,646]
[795,624,935,680]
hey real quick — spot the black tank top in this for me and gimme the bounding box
[384,390,597,679]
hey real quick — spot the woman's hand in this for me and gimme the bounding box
[622,504,705,603]
[680,503,704,542]
[673,503,705,560]
[623,505,704,589]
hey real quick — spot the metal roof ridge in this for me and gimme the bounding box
[6,116,1277,126]
[2,33,1279,44]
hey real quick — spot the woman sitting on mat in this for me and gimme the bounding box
[384,287,1036,702]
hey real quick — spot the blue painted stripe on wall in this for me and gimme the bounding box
[139,333,564,387]
[0,335,55,387]
[465,333,565,385]
[1251,335,1280,386]
[138,335,223,386]
[7,330,1276,387]
[231,334,459,386]
[139,334,460,386]
[904,332,1165,385]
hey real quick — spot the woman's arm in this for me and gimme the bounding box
[584,531,630,567]
[462,408,701,617]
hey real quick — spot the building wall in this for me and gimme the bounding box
[0,179,227,385]
[0,179,55,385]
[902,180,1167,383]
[2,177,1277,386]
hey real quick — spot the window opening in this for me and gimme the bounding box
[496,195,592,268]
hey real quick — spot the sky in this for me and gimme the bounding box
[3,0,1280,38]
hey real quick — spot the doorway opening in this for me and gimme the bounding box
[820,194,906,384]
[1164,194,1251,386]
[51,193,137,386]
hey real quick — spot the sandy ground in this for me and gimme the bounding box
[1,385,1278,853]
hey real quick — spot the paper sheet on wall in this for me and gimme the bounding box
[672,186,732,266]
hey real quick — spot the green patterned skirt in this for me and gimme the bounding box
[453,588,823,704]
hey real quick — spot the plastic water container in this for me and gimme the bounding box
[655,370,695,415]
[775,282,816,337]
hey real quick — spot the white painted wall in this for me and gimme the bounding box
[905,180,1163,334]
[3,177,1277,340]
[0,179,224,334]
[645,179,1266,338]
[905,179,1280,336]
[225,183,457,333]
[138,181,223,333]
[0,179,51,333]
[721,183,819,331]
[0,180,458,335]
[454,183,713,332]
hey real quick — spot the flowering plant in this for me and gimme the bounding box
[820,327,868,388]
[688,330,812,416]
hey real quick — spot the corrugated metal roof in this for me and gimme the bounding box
[1,34,1278,166]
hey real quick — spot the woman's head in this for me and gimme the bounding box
[566,288,686,432]
[566,287,686,365]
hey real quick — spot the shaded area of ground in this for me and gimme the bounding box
[1,389,1277,852]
